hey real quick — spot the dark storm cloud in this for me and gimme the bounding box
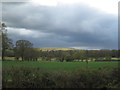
[2,2,117,49]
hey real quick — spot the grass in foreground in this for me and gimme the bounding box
[2,61,119,71]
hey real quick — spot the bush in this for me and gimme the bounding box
[2,66,120,88]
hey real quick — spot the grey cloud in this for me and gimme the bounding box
[2,2,118,49]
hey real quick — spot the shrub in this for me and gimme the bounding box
[2,66,120,88]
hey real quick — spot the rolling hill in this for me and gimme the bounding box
[35,47,76,51]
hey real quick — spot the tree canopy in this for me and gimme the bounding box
[14,40,33,61]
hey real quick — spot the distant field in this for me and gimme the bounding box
[4,57,22,61]
[4,57,120,61]
[35,47,76,51]
[2,61,119,71]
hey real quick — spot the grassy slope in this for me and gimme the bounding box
[35,47,76,51]
[3,61,118,71]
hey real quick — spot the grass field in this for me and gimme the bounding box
[2,61,119,71]
[4,57,120,61]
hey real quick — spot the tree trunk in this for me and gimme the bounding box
[2,55,4,61]
[86,59,88,69]
[22,57,24,61]
[2,50,5,61]
[36,58,37,61]
[81,59,83,62]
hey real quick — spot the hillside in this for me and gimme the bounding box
[35,47,76,51]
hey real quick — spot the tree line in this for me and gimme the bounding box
[4,44,119,62]
[38,49,118,62]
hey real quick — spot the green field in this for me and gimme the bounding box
[3,61,119,71]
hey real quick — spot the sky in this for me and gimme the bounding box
[2,0,119,49]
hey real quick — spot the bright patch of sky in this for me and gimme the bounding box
[31,0,119,14]
[7,27,53,38]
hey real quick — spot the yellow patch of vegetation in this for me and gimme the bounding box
[35,47,76,51]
